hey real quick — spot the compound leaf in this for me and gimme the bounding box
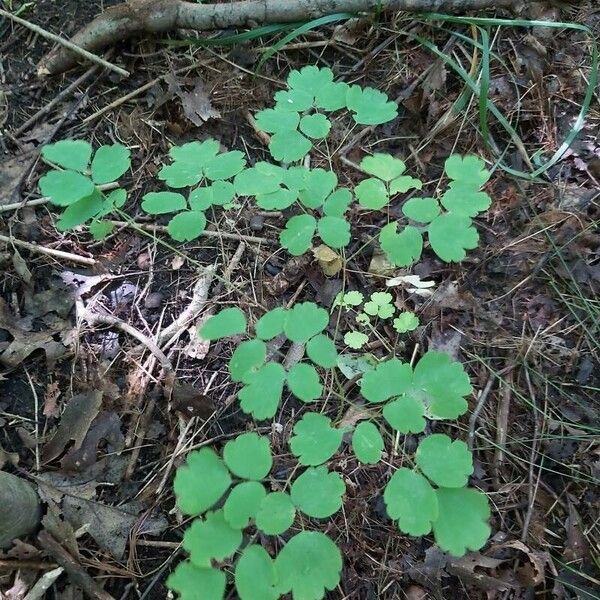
[360,358,411,404]
[91,144,130,184]
[239,362,285,420]
[299,113,331,139]
[173,448,231,515]
[402,197,440,223]
[440,187,491,217]
[315,81,349,111]
[274,532,342,600]
[42,139,92,172]
[204,151,246,181]
[333,290,364,308]
[306,334,338,368]
[223,432,272,480]
[199,307,246,340]
[444,154,490,188]
[379,222,423,267]
[167,211,207,242]
[269,131,312,163]
[167,562,225,600]
[39,170,95,207]
[280,214,316,256]
[223,481,266,529]
[346,85,398,125]
[355,177,388,210]
[317,216,350,249]
[352,421,384,464]
[384,468,438,536]
[255,308,287,341]
[255,108,300,134]
[433,487,491,556]
[274,87,313,112]
[289,412,343,466]
[141,191,186,215]
[363,291,394,319]
[322,188,353,217]
[234,162,283,195]
[159,140,220,187]
[235,545,279,600]
[291,466,345,518]
[183,510,242,567]
[361,153,406,181]
[288,65,334,96]
[383,396,426,434]
[189,180,235,210]
[287,363,322,403]
[393,311,420,333]
[298,169,338,209]
[416,434,473,488]
[283,302,329,343]
[229,339,267,383]
[255,492,295,535]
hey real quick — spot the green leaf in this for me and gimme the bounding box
[274,532,342,600]
[39,170,95,207]
[159,139,220,187]
[104,187,127,210]
[389,175,423,194]
[204,151,246,180]
[282,166,310,191]
[315,81,349,111]
[167,211,207,242]
[199,307,246,340]
[289,412,343,466]
[299,113,331,139]
[173,448,231,515]
[284,302,329,343]
[344,331,368,349]
[306,334,338,368]
[363,291,394,319]
[393,311,420,333]
[223,481,266,529]
[269,131,312,163]
[416,434,473,488]
[255,492,295,535]
[289,65,334,96]
[235,545,279,600]
[333,290,364,308]
[317,216,350,249]
[355,178,388,210]
[234,162,283,195]
[379,222,423,267]
[89,220,114,240]
[91,144,130,184]
[291,466,345,518]
[360,358,411,404]
[274,88,313,112]
[433,488,491,556]
[287,363,322,403]
[239,362,285,420]
[298,169,337,209]
[255,308,287,341]
[402,197,440,223]
[167,562,225,600]
[255,107,300,133]
[223,432,272,480]
[189,181,235,210]
[280,214,316,255]
[384,468,438,536]
[42,140,91,172]
[141,191,187,215]
[444,154,490,188]
[382,396,426,434]
[323,188,353,217]
[440,187,491,217]
[352,421,384,464]
[183,510,242,567]
[256,187,298,210]
[361,153,406,181]
[229,339,267,383]
[56,190,104,231]
[411,351,471,420]
[346,85,398,125]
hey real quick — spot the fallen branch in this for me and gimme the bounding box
[38,0,520,75]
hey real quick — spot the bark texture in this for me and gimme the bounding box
[38,0,520,76]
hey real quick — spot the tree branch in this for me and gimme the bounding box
[37,0,520,76]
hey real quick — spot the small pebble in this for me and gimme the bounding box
[145,292,164,309]
[249,215,265,232]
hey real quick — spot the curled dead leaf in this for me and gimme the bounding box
[313,244,343,277]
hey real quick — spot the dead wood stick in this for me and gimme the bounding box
[37,531,115,600]
[38,0,521,76]
[0,233,97,266]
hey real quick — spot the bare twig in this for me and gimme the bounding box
[0,234,97,266]
[467,374,494,450]
[23,567,65,600]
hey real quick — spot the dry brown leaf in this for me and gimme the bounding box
[165,74,220,126]
[313,244,343,277]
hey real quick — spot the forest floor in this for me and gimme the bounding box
[0,0,599,599]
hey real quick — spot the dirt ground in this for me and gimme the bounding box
[0,0,599,598]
